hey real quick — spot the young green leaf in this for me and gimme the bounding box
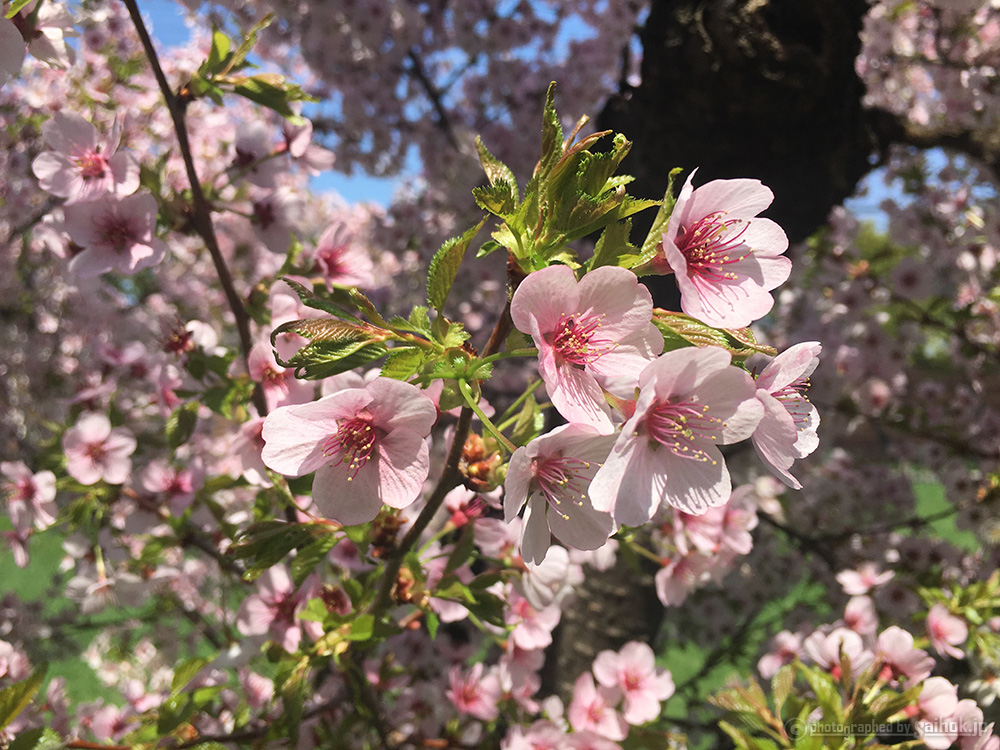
[427,218,487,313]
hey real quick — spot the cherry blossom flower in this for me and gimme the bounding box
[32,112,139,203]
[510,264,662,432]
[589,346,763,526]
[62,413,136,485]
[836,562,894,596]
[446,662,503,721]
[24,1,77,68]
[1,461,57,533]
[236,565,321,653]
[0,18,26,87]
[504,424,616,565]
[567,672,627,741]
[592,641,674,725]
[875,626,935,684]
[502,720,565,750]
[310,223,377,290]
[247,340,314,412]
[802,627,873,678]
[230,121,281,188]
[912,677,960,750]
[63,192,166,278]
[644,170,791,328]
[927,603,968,659]
[261,378,437,525]
[749,342,821,489]
[758,630,803,679]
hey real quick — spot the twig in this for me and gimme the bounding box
[406,50,460,151]
[122,0,267,417]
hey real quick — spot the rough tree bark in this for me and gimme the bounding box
[543,0,876,702]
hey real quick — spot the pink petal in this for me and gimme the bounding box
[366,378,437,435]
[682,178,774,222]
[546,491,615,553]
[751,391,802,489]
[510,264,581,337]
[311,463,383,526]
[520,497,554,565]
[756,342,822,393]
[661,444,731,514]
[376,431,429,509]
[42,112,98,154]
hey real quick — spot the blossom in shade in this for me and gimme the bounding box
[592,641,674,725]
[63,192,166,278]
[567,672,627,741]
[645,170,791,328]
[261,377,437,525]
[62,413,136,485]
[802,627,873,678]
[510,264,662,432]
[758,631,803,679]
[589,346,763,526]
[927,604,968,659]
[1,461,57,533]
[32,112,139,203]
[504,424,616,566]
[0,18,26,87]
[750,342,821,489]
[236,565,320,653]
[446,662,502,721]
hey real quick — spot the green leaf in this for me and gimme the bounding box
[279,277,359,319]
[444,524,476,574]
[0,665,45,731]
[472,182,517,217]
[509,392,544,447]
[172,657,210,694]
[290,533,340,587]
[475,239,503,259]
[5,0,33,18]
[537,82,564,182]
[157,693,195,735]
[285,340,389,380]
[636,167,683,267]
[347,614,374,641]
[229,13,274,74]
[228,521,337,581]
[652,309,731,352]
[200,26,231,77]
[380,346,425,380]
[231,75,314,123]
[166,402,199,450]
[272,316,386,348]
[589,219,635,271]
[427,219,487,312]
[475,136,518,198]
[425,610,440,640]
[772,663,795,714]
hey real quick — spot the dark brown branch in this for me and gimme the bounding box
[406,49,461,151]
[122,0,267,417]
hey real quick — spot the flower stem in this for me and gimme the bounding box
[458,379,517,454]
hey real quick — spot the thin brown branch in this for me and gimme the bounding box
[122,0,267,416]
[406,49,460,151]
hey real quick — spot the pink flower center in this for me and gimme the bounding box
[75,149,108,180]
[254,200,276,230]
[86,441,108,464]
[97,215,138,253]
[642,398,721,463]
[623,670,642,692]
[676,212,750,280]
[552,313,611,366]
[273,594,298,625]
[531,454,593,519]
[13,478,36,503]
[323,414,382,479]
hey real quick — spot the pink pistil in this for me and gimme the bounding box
[324,415,380,479]
[552,313,611,366]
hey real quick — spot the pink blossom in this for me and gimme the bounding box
[236,565,320,653]
[567,672,627,741]
[231,121,282,188]
[592,641,674,725]
[843,596,878,636]
[311,223,377,290]
[63,192,166,278]
[504,424,616,565]
[927,603,968,659]
[502,720,565,750]
[140,460,200,515]
[646,170,791,328]
[875,626,935,684]
[0,18,26,87]
[750,342,821,489]
[32,112,139,203]
[589,346,763,525]
[912,677,960,750]
[247,340,314,412]
[758,630,803,679]
[251,187,302,254]
[24,1,77,68]
[446,662,503,721]
[510,264,662,432]
[62,413,136,485]
[564,731,622,750]
[1,461,57,533]
[952,699,996,750]
[836,562,895,596]
[506,591,560,650]
[654,553,712,607]
[802,627,873,678]
[261,378,437,525]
